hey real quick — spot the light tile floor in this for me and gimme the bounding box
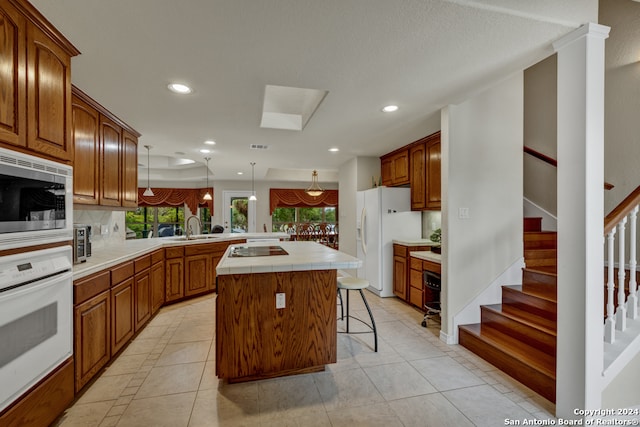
[54,292,556,427]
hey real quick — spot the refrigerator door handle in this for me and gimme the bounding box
[360,207,367,255]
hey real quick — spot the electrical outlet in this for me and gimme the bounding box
[275,293,286,309]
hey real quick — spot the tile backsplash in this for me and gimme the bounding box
[422,210,441,240]
[74,210,126,250]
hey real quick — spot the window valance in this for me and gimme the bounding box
[138,188,213,213]
[269,188,338,214]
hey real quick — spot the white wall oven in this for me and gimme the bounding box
[0,245,73,413]
[0,147,73,250]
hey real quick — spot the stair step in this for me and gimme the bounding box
[459,323,556,402]
[481,304,556,356]
[524,231,557,250]
[502,285,556,321]
[524,249,557,267]
[524,217,543,232]
[523,267,557,286]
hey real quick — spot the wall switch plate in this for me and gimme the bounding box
[458,207,470,219]
[275,293,286,309]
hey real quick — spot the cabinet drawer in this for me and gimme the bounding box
[410,268,423,288]
[423,260,441,274]
[410,257,423,271]
[409,285,423,308]
[165,246,184,259]
[134,254,151,273]
[185,243,214,256]
[111,261,134,286]
[151,249,164,264]
[393,244,407,257]
[74,270,110,305]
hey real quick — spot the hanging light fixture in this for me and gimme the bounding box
[305,170,324,197]
[249,162,257,201]
[143,145,154,197]
[203,157,212,201]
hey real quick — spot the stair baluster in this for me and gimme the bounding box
[605,228,616,343]
[628,206,638,320]
[616,217,628,331]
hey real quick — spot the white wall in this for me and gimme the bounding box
[441,72,524,342]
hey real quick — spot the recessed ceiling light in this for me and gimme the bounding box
[382,105,398,113]
[199,149,211,154]
[237,172,243,175]
[204,140,216,145]
[328,147,339,152]
[167,83,192,94]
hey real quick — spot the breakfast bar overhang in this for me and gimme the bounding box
[215,241,362,383]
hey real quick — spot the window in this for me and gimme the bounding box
[125,206,185,239]
[271,207,337,232]
[199,207,211,233]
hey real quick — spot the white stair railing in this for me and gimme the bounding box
[604,204,639,344]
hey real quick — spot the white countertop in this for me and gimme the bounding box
[410,250,442,263]
[393,239,440,247]
[73,232,289,280]
[216,241,362,275]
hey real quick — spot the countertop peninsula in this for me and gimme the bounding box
[215,241,360,382]
[411,250,442,263]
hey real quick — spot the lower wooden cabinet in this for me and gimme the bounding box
[166,257,185,302]
[393,244,431,306]
[134,269,151,332]
[73,289,110,392]
[111,278,134,355]
[185,254,210,297]
[150,250,165,314]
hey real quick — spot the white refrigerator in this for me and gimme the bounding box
[356,187,422,297]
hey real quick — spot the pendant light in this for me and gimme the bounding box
[249,162,257,201]
[305,170,324,197]
[143,145,154,197]
[203,157,212,201]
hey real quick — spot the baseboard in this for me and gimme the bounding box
[440,330,456,344]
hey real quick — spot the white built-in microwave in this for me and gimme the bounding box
[0,147,73,250]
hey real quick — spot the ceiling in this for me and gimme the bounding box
[29,0,596,185]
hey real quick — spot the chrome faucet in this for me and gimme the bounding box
[186,215,202,240]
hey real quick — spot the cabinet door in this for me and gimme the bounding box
[100,115,122,206]
[426,138,441,209]
[121,130,138,208]
[185,254,210,297]
[0,4,26,148]
[165,257,184,302]
[393,255,407,300]
[151,260,165,314]
[74,290,110,392]
[72,96,100,204]
[380,157,393,187]
[26,23,73,161]
[410,142,426,210]
[391,151,410,185]
[134,269,151,332]
[111,278,134,354]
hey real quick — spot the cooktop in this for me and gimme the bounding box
[228,245,289,257]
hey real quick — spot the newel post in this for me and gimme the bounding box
[553,23,610,418]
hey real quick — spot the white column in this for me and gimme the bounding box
[605,229,616,343]
[553,23,609,418]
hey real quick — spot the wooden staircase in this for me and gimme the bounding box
[458,217,557,402]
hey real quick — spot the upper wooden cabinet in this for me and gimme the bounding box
[381,149,410,186]
[0,0,79,162]
[72,87,140,208]
[381,131,441,211]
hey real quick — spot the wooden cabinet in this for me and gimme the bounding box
[0,0,79,161]
[72,87,140,208]
[425,135,441,209]
[134,255,152,332]
[410,142,426,210]
[393,245,408,300]
[185,253,210,297]
[393,243,431,307]
[150,249,165,314]
[409,257,441,310]
[165,247,185,302]
[71,96,100,205]
[381,149,410,186]
[111,262,134,355]
[73,271,111,392]
[381,131,441,211]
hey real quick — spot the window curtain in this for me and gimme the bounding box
[269,189,338,214]
[137,188,213,213]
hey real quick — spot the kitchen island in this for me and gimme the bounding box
[215,241,361,382]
